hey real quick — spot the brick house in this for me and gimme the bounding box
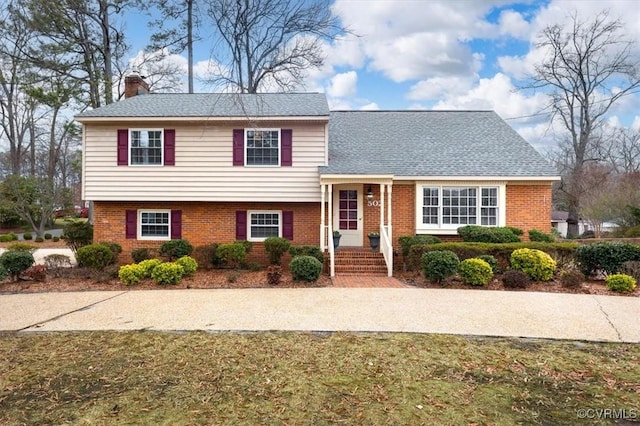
[75,75,559,276]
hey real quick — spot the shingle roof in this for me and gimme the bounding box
[75,92,329,118]
[320,110,558,177]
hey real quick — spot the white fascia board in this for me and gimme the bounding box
[320,174,394,184]
[394,175,561,182]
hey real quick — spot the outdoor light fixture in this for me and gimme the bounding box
[367,186,374,200]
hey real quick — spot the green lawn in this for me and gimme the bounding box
[1,332,638,425]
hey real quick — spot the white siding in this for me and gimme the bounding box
[83,121,327,202]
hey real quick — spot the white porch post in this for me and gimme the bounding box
[320,183,326,251]
[328,183,334,277]
[387,184,392,243]
[379,183,385,231]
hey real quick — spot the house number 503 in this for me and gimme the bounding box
[367,200,380,207]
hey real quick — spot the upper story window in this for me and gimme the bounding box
[130,129,163,165]
[246,129,280,166]
[417,184,502,232]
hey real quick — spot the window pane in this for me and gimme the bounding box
[246,130,279,166]
[442,187,476,226]
[131,130,162,165]
[140,211,169,237]
[250,213,280,238]
[422,188,439,225]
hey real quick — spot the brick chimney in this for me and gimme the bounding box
[124,72,150,98]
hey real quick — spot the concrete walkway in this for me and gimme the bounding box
[1,288,638,342]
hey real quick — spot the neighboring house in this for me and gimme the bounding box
[551,211,619,238]
[75,74,559,276]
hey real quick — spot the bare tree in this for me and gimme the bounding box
[605,127,640,173]
[206,0,343,93]
[530,11,640,237]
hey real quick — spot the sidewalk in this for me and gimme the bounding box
[1,288,638,342]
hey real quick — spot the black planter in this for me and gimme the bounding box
[333,235,341,250]
[368,235,380,251]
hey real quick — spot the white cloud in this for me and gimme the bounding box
[407,76,476,101]
[327,71,358,98]
[633,116,640,131]
[498,10,532,39]
[360,102,379,110]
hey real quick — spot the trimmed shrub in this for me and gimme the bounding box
[288,245,324,264]
[175,256,198,276]
[52,236,60,242]
[44,233,53,240]
[0,251,35,281]
[235,240,253,254]
[458,258,493,286]
[76,244,116,271]
[132,248,155,263]
[0,264,7,281]
[118,264,145,286]
[505,227,524,236]
[0,233,18,242]
[559,269,585,288]
[138,259,163,278]
[99,242,122,258]
[421,250,460,284]
[457,225,521,243]
[159,239,194,260]
[502,269,531,288]
[398,235,441,258]
[22,233,33,240]
[575,242,640,276]
[510,248,556,281]
[605,273,637,292]
[22,264,47,282]
[6,243,37,253]
[264,237,291,265]
[290,255,322,282]
[216,243,247,268]
[35,237,44,243]
[266,264,283,286]
[62,221,94,253]
[192,244,220,269]
[151,262,184,285]
[477,254,499,274]
[529,229,555,243]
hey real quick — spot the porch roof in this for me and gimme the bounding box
[320,110,558,178]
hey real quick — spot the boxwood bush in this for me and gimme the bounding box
[458,258,493,286]
[62,221,94,254]
[575,242,640,276]
[605,273,636,292]
[0,251,35,281]
[159,239,193,260]
[0,264,8,281]
[132,248,155,263]
[0,233,18,242]
[76,243,116,271]
[457,225,521,243]
[421,250,460,284]
[510,248,556,281]
[290,255,323,282]
[288,245,324,264]
[398,235,441,258]
[501,269,531,288]
[192,244,220,269]
[477,254,499,274]
[138,258,163,278]
[216,243,247,268]
[528,229,555,243]
[151,262,184,285]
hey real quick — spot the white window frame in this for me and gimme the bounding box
[129,129,164,166]
[247,210,282,242]
[138,209,171,240]
[245,128,281,167]
[415,183,506,234]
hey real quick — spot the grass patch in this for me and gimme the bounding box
[0,332,638,424]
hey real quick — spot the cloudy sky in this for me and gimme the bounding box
[125,0,640,152]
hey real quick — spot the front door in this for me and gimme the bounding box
[333,186,363,246]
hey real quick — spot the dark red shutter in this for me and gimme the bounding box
[283,211,294,240]
[117,129,128,165]
[281,129,292,166]
[233,129,244,166]
[236,211,247,240]
[170,210,182,239]
[164,129,175,166]
[125,210,136,239]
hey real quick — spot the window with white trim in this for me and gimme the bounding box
[130,129,163,165]
[419,185,500,229]
[246,129,280,166]
[139,210,170,239]
[248,211,281,241]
